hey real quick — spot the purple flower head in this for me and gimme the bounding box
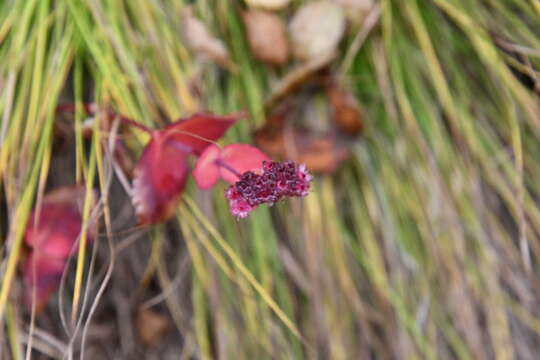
[225,161,312,218]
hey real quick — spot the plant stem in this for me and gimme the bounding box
[214,159,241,178]
[56,103,153,134]
[167,139,194,154]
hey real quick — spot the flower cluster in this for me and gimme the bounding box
[226,161,312,218]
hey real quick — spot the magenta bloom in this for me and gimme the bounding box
[225,161,312,218]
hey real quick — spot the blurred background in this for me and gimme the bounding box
[1,0,540,359]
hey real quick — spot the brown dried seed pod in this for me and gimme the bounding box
[289,1,345,62]
[243,10,289,66]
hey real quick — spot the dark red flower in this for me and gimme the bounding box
[225,161,312,218]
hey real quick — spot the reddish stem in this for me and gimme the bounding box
[167,139,194,154]
[214,159,241,178]
[114,114,153,134]
[56,103,153,134]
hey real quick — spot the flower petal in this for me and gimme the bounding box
[164,112,244,155]
[193,144,222,189]
[132,132,190,224]
[219,144,270,183]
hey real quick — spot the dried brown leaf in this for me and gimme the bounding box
[326,83,364,136]
[254,116,349,174]
[136,308,169,347]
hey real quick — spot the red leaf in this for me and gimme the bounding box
[22,186,95,312]
[219,144,270,183]
[164,112,244,155]
[23,253,66,312]
[25,186,90,259]
[192,145,221,190]
[132,132,190,224]
[132,112,243,223]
